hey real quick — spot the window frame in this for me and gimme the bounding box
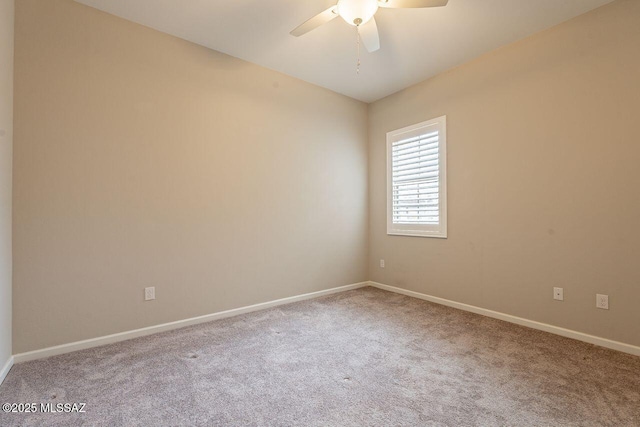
[386,116,447,238]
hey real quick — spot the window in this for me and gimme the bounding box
[387,116,447,238]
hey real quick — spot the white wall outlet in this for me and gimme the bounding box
[144,286,156,301]
[380,259,385,268]
[553,287,563,301]
[596,294,609,310]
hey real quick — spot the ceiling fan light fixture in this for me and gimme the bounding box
[337,0,379,26]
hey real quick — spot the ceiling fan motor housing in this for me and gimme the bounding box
[337,0,379,26]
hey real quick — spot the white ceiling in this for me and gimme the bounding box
[75,0,613,103]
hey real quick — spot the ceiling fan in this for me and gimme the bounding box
[290,0,449,53]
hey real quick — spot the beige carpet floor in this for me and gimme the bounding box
[1,287,639,426]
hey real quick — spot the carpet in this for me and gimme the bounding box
[1,287,639,426]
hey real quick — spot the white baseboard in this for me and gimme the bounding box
[0,356,14,386]
[368,281,640,357]
[13,280,638,365]
[13,282,369,364]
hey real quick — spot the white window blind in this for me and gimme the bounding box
[387,116,447,238]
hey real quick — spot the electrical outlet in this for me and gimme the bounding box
[596,294,608,310]
[144,286,155,301]
[553,287,563,301]
[380,259,385,268]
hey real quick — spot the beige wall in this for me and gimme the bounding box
[13,0,368,353]
[369,0,640,347]
[11,0,639,355]
[0,0,14,369]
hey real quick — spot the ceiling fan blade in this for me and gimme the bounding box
[290,6,339,37]
[358,17,380,53]
[378,0,448,8]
